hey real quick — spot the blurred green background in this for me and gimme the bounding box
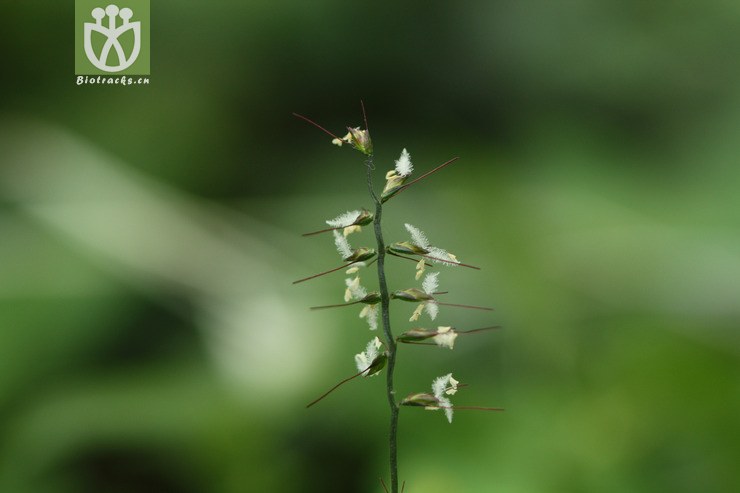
[2,1,739,492]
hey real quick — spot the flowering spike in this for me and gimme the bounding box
[295,109,501,488]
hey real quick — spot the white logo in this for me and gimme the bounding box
[84,4,141,72]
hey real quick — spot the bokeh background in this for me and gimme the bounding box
[2,1,739,492]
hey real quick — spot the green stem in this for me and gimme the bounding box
[367,155,399,493]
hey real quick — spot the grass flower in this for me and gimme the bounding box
[392,272,440,322]
[387,223,480,270]
[381,149,414,201]
[360,304,379,330]
[344,276,378,330]
[396,326,458,349]
[397,325,501,348]
[432,373,459,423]
[432,326,458,349]
[394,148,413,177]
[305,336,386,409]
[344,276,367,302]
[392,270,493,319]
[403,224,459,266]
[302,209,373,237]
[332,230,375,263]
[295,107,500,491]
[355,336,386,377]
[400,373,459,423]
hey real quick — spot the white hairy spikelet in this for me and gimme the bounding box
[422,272,439,294]
[395,148,413,177]
[355,337,382,375]
[432,373,458,423]
[425,301,439,320]
[344,276,367,301]
[439,396,454,423]
[432,375,448,398]
[326,210,361,228]
[428,246,458,266]
[360,304,378,330]
[333,230,353,259]
[404,223,430,249]
[433,373,459,398]
[433,326,458,349]
[404,224,459,266]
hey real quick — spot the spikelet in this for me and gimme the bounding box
[395,148,413,177]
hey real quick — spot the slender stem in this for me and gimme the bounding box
[367,155,400,493]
